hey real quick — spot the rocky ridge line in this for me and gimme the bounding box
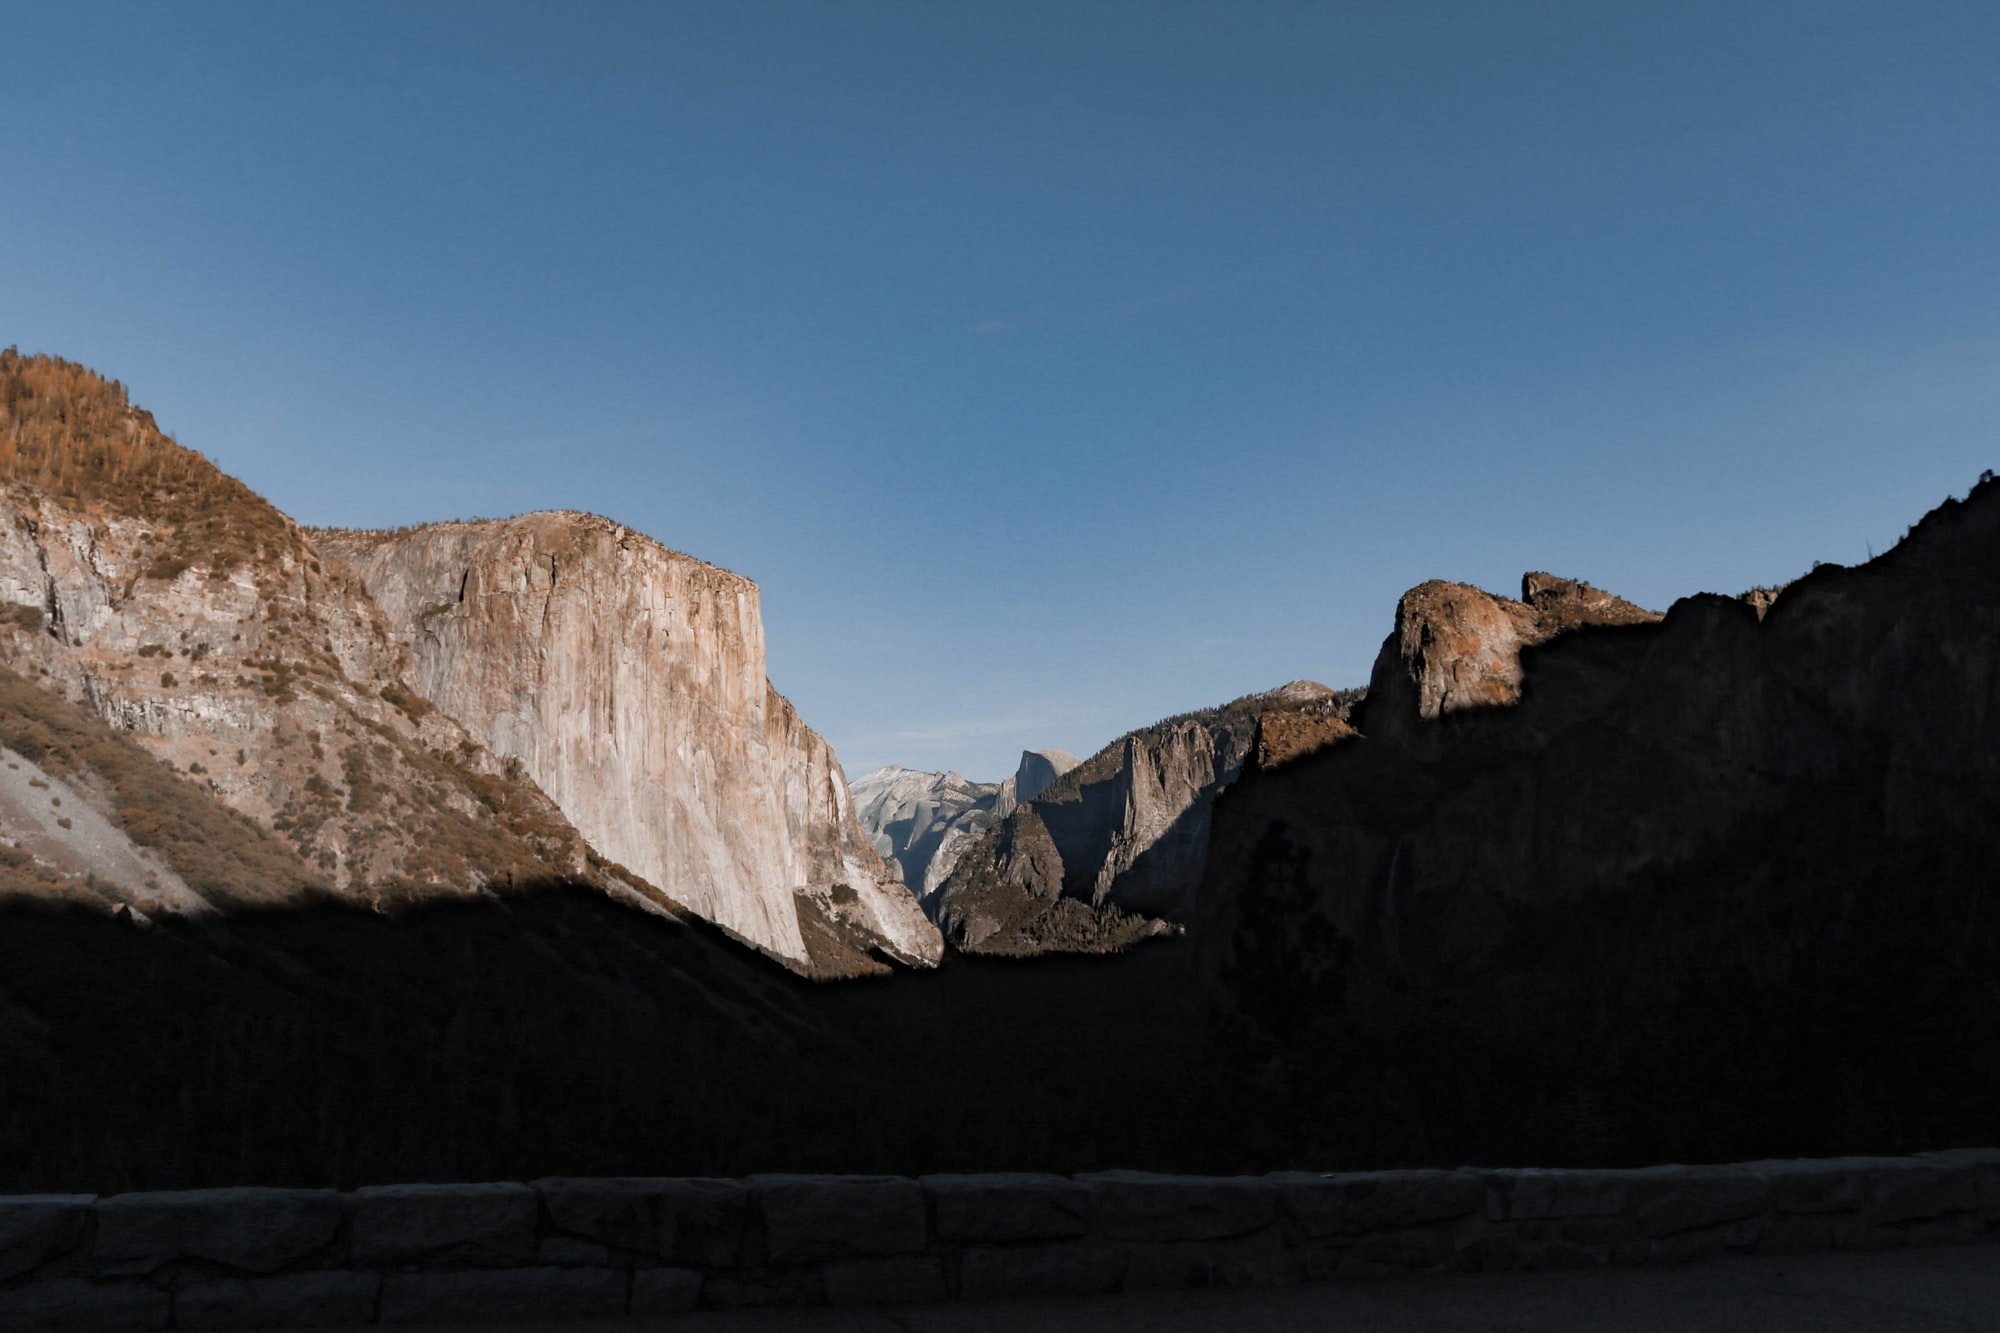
[0,352,614,913]
[932,681,1357,954]
[850,747,1080,899]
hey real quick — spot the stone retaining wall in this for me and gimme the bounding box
[3,1151,1997,1329]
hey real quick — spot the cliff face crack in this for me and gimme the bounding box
[540,554,557,633]
[22,518,65,643]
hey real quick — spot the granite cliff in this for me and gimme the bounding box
[850,747,1079,898]
[1360,571,1662,746]
[0,352,614,914]
[933,681,1358,954]
[0,351,929,979]
[318,516,940,973]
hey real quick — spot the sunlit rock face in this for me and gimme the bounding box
[0,353,595,908]
[1361,573,1661,746]
[851,747,1080,902]
[320,513,941,970]
[933,682,1353,954]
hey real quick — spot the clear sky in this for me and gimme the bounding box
[5,2,1997,780]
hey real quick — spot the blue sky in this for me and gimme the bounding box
[5,2,1998,779]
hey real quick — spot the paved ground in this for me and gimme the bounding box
[283,1243,2000,1332]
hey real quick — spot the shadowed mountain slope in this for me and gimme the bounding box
[933,681,1360,954]
[1196,476,2000,1167]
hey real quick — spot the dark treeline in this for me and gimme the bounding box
[3,856,1996,1193]
[0,889,1216,1193]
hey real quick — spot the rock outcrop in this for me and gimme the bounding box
[850,748,1080,900]
[1359,572,1660,745]
[933,682,1358,954]
[0,352,606,911]
[318,515,940,972]
[1195,479,2000,1166]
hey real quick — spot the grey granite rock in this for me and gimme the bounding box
[923,1173,1090,1243]
[377,1267,624,1323]
[628,1267,703,1315]
[0,1278,167,1332]
[536,1176,749,1266]
[1082,1171,1279,1242]
[955,1241,1126,1300]
[348,1182,537,1266]
[0,1195,92,1283]
[820,1255,947,1306]
[94,1188,340,1275]
[1274,1169,1482,1236]
[174,1271,379,1330]
[751,1175,925,1262]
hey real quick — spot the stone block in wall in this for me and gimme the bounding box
[1623,1165,1772,1238]
[750,1175,925,1262]
[629,1266,703,1315]
[349,1182,537,1267]
[175,1271,380,1330]
[1272,1169,1482,1237]
[377,1266,624,1323]
[1757,1215,1837,1254]
[536,1237,612,1267]
[0,1194,93,1282]
[1864,1159,1977,1226]
[922,1173,1089,1243]
[1919,1147,2000,1221]
[1081,1171,1278,1242]
[94,1188,341,1275]
[1336,1225,1456,1277]
[1121,1229,1302,1291]
[1756,1156,1896,1215]
[821,1254,948,1306]
[1531,1213,1641,1248]
[1485,1168,1629,1221]
[1453,1232,1519,1273]
[1514,1237,1614,1271]
[956,1240,1126,1300]
[0,1278,168,1332]
[1899,1213,1990,1249]
[1833,1216,1907,1252]
[535,1176,748,1266]
[699,1269,821,1309]
[1628,1216,1764,1266]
